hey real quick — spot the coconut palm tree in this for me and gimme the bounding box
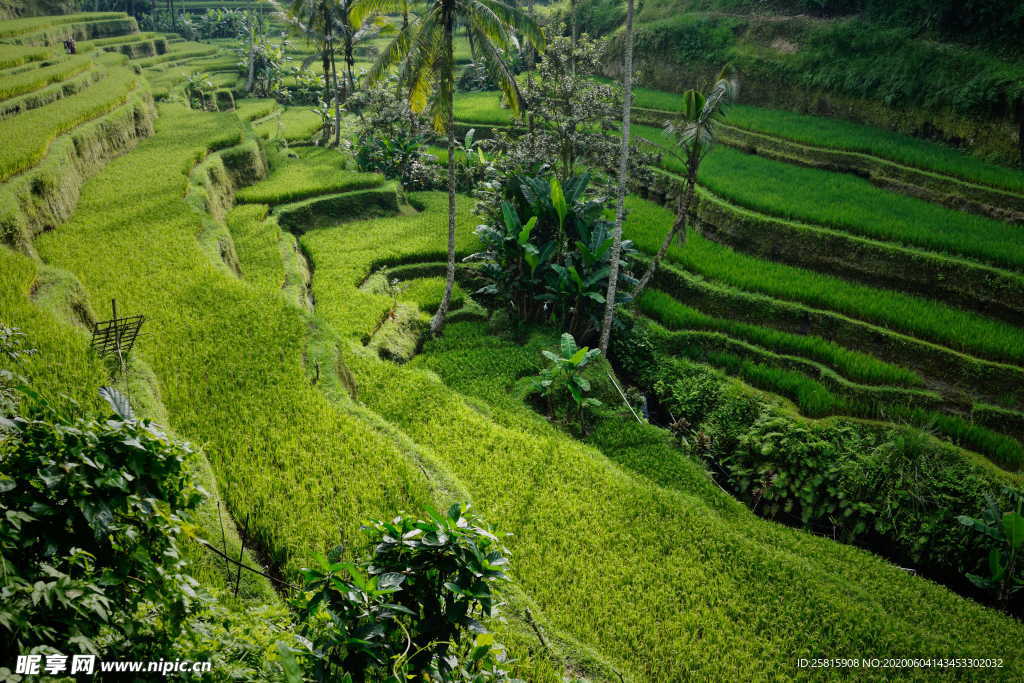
[598,0,634,355]
[351,0,543,335]
[632,66,738,301]
[278,0,355,146]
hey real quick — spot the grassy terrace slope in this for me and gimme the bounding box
[624,81,1024,195]
[637,125,1024,272]
[0,64,140,181]
[623,197,1024,368]
[289,192,1024,679]
[31,104,433,573]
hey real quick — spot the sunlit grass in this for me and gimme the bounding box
[32,103,434,574]
[237,147,383,204]
[636,124,1024,271]
[624,196,1024,364]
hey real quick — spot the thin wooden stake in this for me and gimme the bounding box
[607,370,643,424]
[217,501,229,576]
[234,513,249,598]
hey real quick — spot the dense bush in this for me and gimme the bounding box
[470,173,636,341]
[348,80,441,191]
[0,382,203,661]
[497,30,653,187]
[296,503,517,681]
[571,0,627,38]
[610,319,1023,577]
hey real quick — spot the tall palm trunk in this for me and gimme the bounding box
[599,0,634,354]
[569,0,577,77]
[430,3,457,336]
[527,0,536,69]
[633,165,697,299]
[245,22,257,93]
[344,33,356,96]
[330,35,342,146]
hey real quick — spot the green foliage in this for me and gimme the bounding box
[472,173,636,339]
[347,79,441,191]
[958,491,1024,605]
[499,31,647,184]
[573,0,627,38]
[355,133,440,191]
[528,332,603,428]
[630,13,738,65]
[0,384,203,661]
[297,504,515,680]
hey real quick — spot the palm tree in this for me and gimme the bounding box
[597,0,634,355]
[279,0,350,146]
[352,0,543,335]
[632,67,738,301]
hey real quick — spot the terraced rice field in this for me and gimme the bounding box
[450,86,1024,475]
[2,10,1024,678]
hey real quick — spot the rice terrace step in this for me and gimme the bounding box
[2,2,1024,680]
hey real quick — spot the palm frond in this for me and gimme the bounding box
[470,0,543,50]
[365,10,422,87]
[467,21,523,114]
[349,0,406,30]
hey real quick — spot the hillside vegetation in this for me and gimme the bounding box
[2,5,1024,680]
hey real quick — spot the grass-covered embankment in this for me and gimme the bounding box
[30,103,435,575]
[624,197,1024,368]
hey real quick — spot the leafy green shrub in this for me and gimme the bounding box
[958,490,1024,608]
[296,503,516,681]
[471,173,637,340]
[347,76,441,191]
[527,332,604,429]
[354,132,440,191]
[0,384,203,661]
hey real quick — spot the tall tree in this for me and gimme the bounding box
[632,67,737,300]
[598,0,633,354]
[352,0,543,335]
[279,0,348,146]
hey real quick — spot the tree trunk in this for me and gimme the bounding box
[527,0,536,69]
[245,25,257,93]
[570,0,577,77]
[633,172,696,300]
[1017,97,1024,168]
[430,5,457,337]
[345,34,355,97]
[330,36,342,147]
[599,0,634,354]
[321,48,331,92]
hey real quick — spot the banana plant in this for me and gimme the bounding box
[529,332,603,431]
[958,490,1024,607]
